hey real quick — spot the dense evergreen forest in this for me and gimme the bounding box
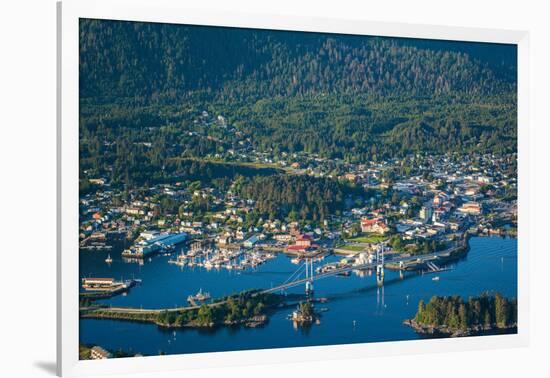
[80,19,515,100]
[235,174,364,222]
[414,293,517,332]
[79,18,517,190]
[155,291,279,327]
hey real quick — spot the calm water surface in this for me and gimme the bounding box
[79,236,517,356]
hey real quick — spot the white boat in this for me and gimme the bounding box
[432,276,440,281]
[105,254,113,263]
[187,288,211,303]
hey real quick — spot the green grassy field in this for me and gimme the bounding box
[338,245,366,252]
[345,234,389,244]
[176,157,284,172]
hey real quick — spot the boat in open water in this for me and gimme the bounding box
[187,288,211,304]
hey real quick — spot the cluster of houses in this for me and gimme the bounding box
[79,148,517,259]
[339,153,516,247]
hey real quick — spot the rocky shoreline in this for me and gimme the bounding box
[403,319,517,338]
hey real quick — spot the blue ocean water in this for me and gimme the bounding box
[79,236,518,356]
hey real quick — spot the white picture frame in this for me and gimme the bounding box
[57,0,530,376]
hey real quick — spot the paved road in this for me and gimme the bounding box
[81,299,228,315]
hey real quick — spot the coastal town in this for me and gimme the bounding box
[78,112,518,359]
[77,22,519,358]
[80,111,517,302]
[80,111,517,328]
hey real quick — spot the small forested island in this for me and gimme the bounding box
[157,290,279,328]
[405,293,517,337]
[291,301,317,324]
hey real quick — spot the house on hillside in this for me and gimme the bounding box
[360,218,389,235]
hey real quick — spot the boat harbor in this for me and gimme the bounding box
[168,240,277,271]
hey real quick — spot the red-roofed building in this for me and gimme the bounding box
[286,234,318,253]
[295,234,312,247]
[361,218,389,235]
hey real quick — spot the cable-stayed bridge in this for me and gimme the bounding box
[261,242,465,295]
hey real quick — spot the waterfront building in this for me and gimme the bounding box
[286,234,319,253]
[81,278,115,289]
[244,235,259,248]
[295,234,312,248]
[123,232,187,258]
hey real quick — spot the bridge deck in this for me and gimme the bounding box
[262,243,465,293]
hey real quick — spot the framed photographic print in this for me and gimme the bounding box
[57,0,529,376]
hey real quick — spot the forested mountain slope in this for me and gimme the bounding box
[79,19,517,187]
[80,19,515,101]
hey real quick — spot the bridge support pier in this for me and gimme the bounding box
[305,280,314,298]
[376,264,384,285]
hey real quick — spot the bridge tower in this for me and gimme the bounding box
[305,257,314,299]
[376,244,385,286]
